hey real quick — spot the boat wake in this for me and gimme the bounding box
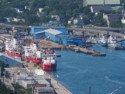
[110,86,122,94]
[105,76,125,85]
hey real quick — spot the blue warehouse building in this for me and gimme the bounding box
[35,29,63,41]
[58,35,85,46]
[31,26,84,46]
[31,26,68,42]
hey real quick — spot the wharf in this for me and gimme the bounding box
[0,53,72,94]
[39,39,64,49]
[70,46,106,56]
[38,39,106,56]
[24,62,72,94]
[44,72,72,94]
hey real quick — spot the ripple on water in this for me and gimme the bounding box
[55,48,125,94]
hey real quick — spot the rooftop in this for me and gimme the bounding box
[35,29,62,35]
[84,0,120,6]
[44,29,62,35]
[35,87,54,93]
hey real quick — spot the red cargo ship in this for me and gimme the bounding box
[5,38,21,58]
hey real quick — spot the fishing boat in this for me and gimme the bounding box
[98,34,107,47]
[107,35,122,50]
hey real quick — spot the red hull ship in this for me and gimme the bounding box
[27,57,42,64]
[23,44,42,64]
[5,38,21,58]
[42,56,57,71]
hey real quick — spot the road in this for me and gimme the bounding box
[68,27,125,38]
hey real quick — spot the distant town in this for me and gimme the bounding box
[1,0,125,94]
[0,0,125,27]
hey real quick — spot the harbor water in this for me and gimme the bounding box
[54,46,125,94]
[1,46,125,94]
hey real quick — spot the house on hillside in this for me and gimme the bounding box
[13,8,23,13]
[12,18,25,22]
[4,17,25,23]
[121,10,125,24]
[103,13,121,26]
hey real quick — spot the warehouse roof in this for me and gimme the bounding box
[91,5,112,12]
[35,29,62,35]
[86,0,120,5]
[44,29,62,35]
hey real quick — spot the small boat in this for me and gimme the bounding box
[98,34,107,47]
[92,52,106,56]
[107,35,121,50]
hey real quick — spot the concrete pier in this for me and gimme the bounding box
[39,39,64,49]
[44,72,72,94]
[69,46,106,56]
[38,39,106,56]
[25,62,72,94]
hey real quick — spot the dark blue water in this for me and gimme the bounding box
[54,46,125,94]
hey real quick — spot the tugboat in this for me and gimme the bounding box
[42,55,57,71]
[98,34,107,47]
[107,35,121,50]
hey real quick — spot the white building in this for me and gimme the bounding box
[121,10,125,24]
[83,0,121,7]
[14,8,23,13]
[12,18,25,22]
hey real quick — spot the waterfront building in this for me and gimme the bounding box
[31,23,84,47]
[58,35,84,46]
[5,68,54,93]
[31,26,68,42]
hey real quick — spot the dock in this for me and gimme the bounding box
[39,39,64,49]
[38,39,106,57]
[69,46,106,56]
[0,53,72,94]
[44,72,72,94]
[24,61,72,94]
[51,78,72,94]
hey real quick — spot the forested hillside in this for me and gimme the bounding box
[0,0,124,26]
[0,0,83,25]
